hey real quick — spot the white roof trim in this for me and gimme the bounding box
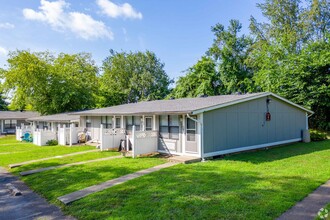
[192,92,314,115]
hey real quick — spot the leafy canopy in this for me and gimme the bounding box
[99,50,172,106]
[2,50,98,114]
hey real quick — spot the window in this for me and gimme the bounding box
[186,117,196,142]
[126,116,141,131]
[4,120,16,129]
[101,116,112,128]
[115,117,121,128]
[145,117,152,131]
[43,122,48,130]
[160,115,179,140]
[86,116,92,130]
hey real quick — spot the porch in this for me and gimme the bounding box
[97,114,202,158]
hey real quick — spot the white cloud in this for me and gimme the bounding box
[97,0,142,19]
[23,0,113,40]
[0,46,8,57]
[0,22,15,29]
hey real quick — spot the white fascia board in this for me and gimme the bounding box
[192,92,314,115]
[192,92,270,114]
[268,92,314,115]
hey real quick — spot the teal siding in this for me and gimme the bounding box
[203,96,306,154]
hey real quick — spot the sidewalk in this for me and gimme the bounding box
[0,167,74,220]
[277,179,330,220]
[58,162,179,204]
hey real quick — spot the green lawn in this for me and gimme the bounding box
[0,136,96,166]
[20,157,166,204]
[61,140,330,220]
[2,135,330,219]
[12,151,121,173]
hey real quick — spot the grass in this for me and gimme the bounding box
[60,140,330,220]
[12,151,121,173]
[2,135,330,219]
[0,135,96,166]
[20,156,166,204]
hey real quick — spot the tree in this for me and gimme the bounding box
[99,50,172,106]
[170,56,219,98]
[248,0,330,130]
[171,20,255,99]
[2,50,98,114]
[281,38,330,130]
[208,19,254,94]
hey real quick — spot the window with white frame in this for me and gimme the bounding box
[42,122,48,130]
[101,116,112,128]
[86,116,92,130]
[145,117,152,131]
[115,117,121,128]
[160,115,179,140]
[186,117,196,142]
[4,120,16,129]
[126,116,141,131]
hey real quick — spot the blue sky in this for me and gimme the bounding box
[0,0,264,80]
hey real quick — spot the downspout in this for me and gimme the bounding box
[306,112,314,130]
[186,113,205,162]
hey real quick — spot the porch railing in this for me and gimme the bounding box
[100,125,126,151]
[131,126,158,158]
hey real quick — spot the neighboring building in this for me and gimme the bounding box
[27,113,80,130]
[71,92,313,159]
[0,111,39,134]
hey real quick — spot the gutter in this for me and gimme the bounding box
[186,113,205,162]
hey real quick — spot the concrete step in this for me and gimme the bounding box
[168,155,201,164]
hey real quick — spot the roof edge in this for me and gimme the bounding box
[192,92,314,115]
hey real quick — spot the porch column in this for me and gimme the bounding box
[153,115,156,130]
[121,115,124,128]
[132,125,136,158]
[142,115,145,131]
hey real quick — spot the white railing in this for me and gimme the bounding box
[132,126,158,158]
[33,129,57,146]
[16,125,33,141]
[58,124,85,146]
[100,125,126,151]
[58,125,70,146]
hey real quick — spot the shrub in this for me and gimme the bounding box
[310,130,328,142]
[46,139,58,146]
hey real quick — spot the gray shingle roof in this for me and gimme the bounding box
[72,92,270,116]
[27,113,80,123]
[0,111,40,119]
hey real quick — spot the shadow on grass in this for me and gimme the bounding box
[220,140,330,164]
[64,165,321,220]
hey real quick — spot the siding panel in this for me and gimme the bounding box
[203,96,307,155]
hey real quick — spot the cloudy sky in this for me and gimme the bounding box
[0,0,264,80]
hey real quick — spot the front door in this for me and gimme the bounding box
[185,117,198,153]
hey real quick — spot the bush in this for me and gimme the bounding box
[46,139,58,146]
[310,130,328,142]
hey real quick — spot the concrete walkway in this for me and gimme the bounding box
[20,155,123,176]
[0,167,75,220]
[58,162,179,204]
[9,149,99,168]
[277,179,330,220]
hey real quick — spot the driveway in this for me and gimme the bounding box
[0,167,74,220]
